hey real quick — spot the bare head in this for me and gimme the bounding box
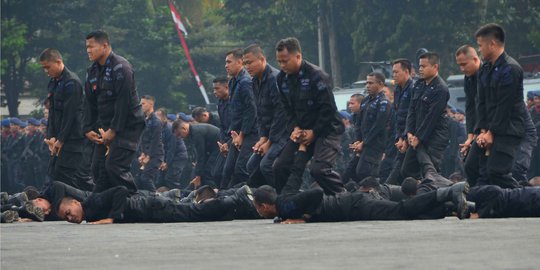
[39,48,65,79]
[475,23,505,63]
[455,45,481,76]
[275,37,303,75]
[85,30,111,64]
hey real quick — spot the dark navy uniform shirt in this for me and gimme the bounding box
[276,60,344,137]
[84,52,145,137]
[47,67,84,151]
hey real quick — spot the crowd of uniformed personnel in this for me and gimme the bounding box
[1,23,540,224]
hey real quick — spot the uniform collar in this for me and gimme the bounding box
[96,52,115,68]
[234,68,247,80]
[255,64,272,84]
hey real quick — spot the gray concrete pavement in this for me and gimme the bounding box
[1,218,540,270]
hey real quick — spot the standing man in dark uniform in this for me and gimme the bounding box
[172,120,220,189]
[473,24,526,188]
[456,42,535,187]
[135,95,164,192]
[39,48,92,191]
[401,52,450,187]
[1,119,11,192]
[349,72,391,182]
[212,77,232,188]
[222,49,258,188]
[155,108,188,190]
[242,44,288,188]
[341,94,364,184]
[84,30,145,193]
[273,37,345,194]
[386,59,414,185]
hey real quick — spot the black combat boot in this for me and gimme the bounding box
[436,182,470,219]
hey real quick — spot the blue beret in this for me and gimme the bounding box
[27,118,41,126]
[1,118,10,127]
[338,111,352,121]
[527,91,535,99]
[166,114,177,121]
[456,109,465,114]
[40,118,48,126]
[178,112,194,122]
[19,121,27,128]
[9,117,22,126]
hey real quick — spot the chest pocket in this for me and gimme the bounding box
[53,86,65,111]
[100,79,116,99]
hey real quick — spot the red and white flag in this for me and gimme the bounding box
[168,1,209,104]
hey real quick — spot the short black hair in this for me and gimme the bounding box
[243,43,265,58]
[156,107,167,116]
[253,185,277,205]
[171,119,187,132]
[475,23,505,44]
[191,107,208,119]
[226,48,243,59]
[350,93,365,103]
[86,30,110,44]
[367,71,386,84]
[39,48,63,62]
[141,95,155,102]
[275,37,302,54]
[392,58,412,73]
[455,44,475,58]
[419,52,440,66]
[401,177,418,197]
[212,77,228,85]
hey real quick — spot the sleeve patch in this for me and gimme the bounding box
[113,64,123,71]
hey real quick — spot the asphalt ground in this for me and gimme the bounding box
[1,218,539,270]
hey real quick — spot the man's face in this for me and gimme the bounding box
[392,63,409,86]
[58,200,84,224]
[225,54,243,77]
[276,49,301,75]
[140,99,154,114]
[455,113,465,122]
[476,36,496,62]
[10,124,20,133]
[33,198,52,216]
[194,112,209,123]
[534,96,540,106]
[174,124,189,138]
[155,111,166,123]
[418,58,437,80]
[39,124,46,133]
[213,83,229,99]
[366,75,383,96]
[85,38,108,62]
[243,52,265,78]
[382,87,394,103]
[254,203,276,219]
[26,125,37,133]
[455,53,479,77]
[39,60,63,78]
[348,97,361,113]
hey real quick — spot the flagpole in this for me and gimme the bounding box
[168,1,210,104]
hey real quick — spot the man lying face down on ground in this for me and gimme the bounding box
[57,185,255,224]
[252,182,470,224]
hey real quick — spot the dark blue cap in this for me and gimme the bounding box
[456,109,465,115]
[178,112,194,122]
[339,111,352,121]
[27,118,41,126]
[19,120,27,128]
[166,113,177,121]
[40,118,48,126]
[1,118,10,127]
[9,117,23,126]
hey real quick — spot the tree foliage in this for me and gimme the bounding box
[1,0,539,117]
